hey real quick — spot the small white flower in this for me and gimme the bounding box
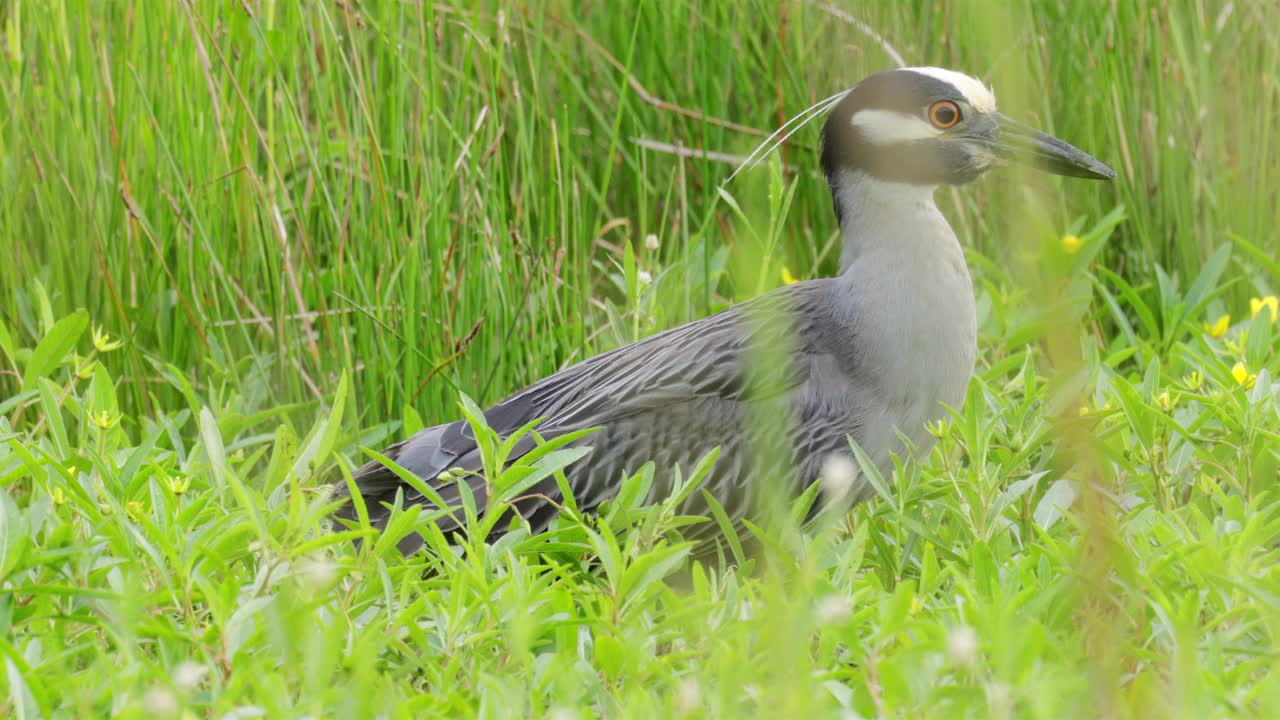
[820,453,858,500]
[636,270,653,285]
[548,708,578,720]
[219,707,267,720]
[815,593,852,625]
[645,233,660,251]
[985,681,1013,714]
[299,558,337,592]
[143,686,179,716]
[946,625,980,667]
[173,661,209,692]
[674,678,701,714]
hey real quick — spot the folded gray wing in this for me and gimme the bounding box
[336,280,837,551]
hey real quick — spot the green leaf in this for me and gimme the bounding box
[970,541,998,597]
[1097,267,1159,342]
[3,650,49,720]
[200,407,267,541]
[1246,311,1273,369]
[700,489,745,567]
[1228,232,1280,283]
[847,436,894,511]
[456,392,499,479]
[1034,479,1076,530]
[620,543,690,602]
[289,371,349,483]
[224,596,273,659]
[354,446,452,521]
[263,423,299,492]
[993,470,1050,518]
[1111,376,1157,451]
[0,319,16,373]
[403,404,425,437]
[593,632,626,680]
[21,309,87,391]
[0,486,32,580]
[494,447,591,506]
[88,362,118,419]
[1174,244,1232,332]
[36,378,69,460]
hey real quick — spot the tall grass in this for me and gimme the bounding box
[4,1,1276,419]
[2,1,1279,717]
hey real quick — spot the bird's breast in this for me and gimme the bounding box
[833,235,978,452]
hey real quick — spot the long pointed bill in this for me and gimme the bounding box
[994,114,1117,180]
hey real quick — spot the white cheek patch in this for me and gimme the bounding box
[907,67,998,113]
[850,109,942,144]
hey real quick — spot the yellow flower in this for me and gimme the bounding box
[1204,314,1230,338]
[926,418,949,438]
[93,409,120,429]
[1062,234,1083,254]
[781,266,799,285]
[51,487,66,506]
[75,357,96,380]
[1250,296,1278,322]
[1231,362,1256,389]
[910,595,924,616]
[167,475,191,496]
[1156,391,1173,411]
[92,325,124,353]
[1077,402,1111,417]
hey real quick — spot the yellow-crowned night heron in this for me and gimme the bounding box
[337,67,1115,553]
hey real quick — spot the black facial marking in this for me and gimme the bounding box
[820,69,996,223]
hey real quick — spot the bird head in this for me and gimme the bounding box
[820,67,1115,215]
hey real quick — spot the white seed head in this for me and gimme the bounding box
[645,233,660,251]
[985,681,1013,714]
[220,707,267,719]
[946,625,980,667]
[815,593,853,625]
[636,270,653,285]
[173,661,210,692]
[820,453,858,500]
[674,678,702,715]
[143,686,179,716]
[299,558,338,592]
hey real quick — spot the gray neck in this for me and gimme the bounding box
[831,170,949,272]
[824,169,978,462]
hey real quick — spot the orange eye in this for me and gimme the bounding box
[928,100,962,129]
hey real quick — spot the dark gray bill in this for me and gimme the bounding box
[993,113,1116,180]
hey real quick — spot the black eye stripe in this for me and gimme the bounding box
[820,69,989,199]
